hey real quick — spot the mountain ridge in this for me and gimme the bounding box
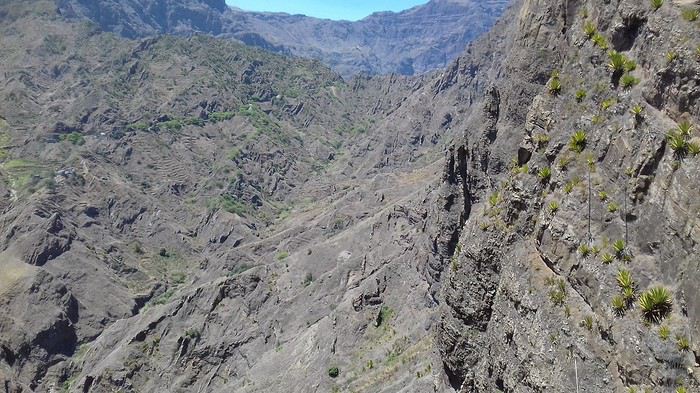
[56,0,510,77]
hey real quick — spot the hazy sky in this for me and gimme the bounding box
[226,0,427,21]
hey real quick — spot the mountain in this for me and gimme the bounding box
[55,0,510,77]
[1,0,700,392]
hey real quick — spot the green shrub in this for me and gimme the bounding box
[276,251,289,261]
[328,367,340,378]
[607,202,619,213]
[160,119,183,131]
[612,295,626,315]
[602,98,617,111]
[639,287,673,323]
[601,253,614,264]
[569,130,587,153]
[598,191,609,201]
[538,167,552,182]
[209,111,235,122]
[616,269,634,290]
[676,386,688,393]
[676,335,690,351]
[61,132,85,146]
[624,59,637,72]
[489,192,501,207]
[689,142,700,156]
[584,21,596,38]
[549,201,560,214]
[613,240,626,258]
[668,132,689,158]
[651,0,664,11]
[630,105,644,118]
[575,89,587,102]
[548,76,562,95]
[676,121,694,137]
[578,244,592,258]
[608,51,627,73]
[622,287,636,302]
[592,33,609,49]
[621,74,640,89]
[681,8,699,22]
[659,325,671,341]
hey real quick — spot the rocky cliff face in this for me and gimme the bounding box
[1,0,699,392]
[55,0,510,78]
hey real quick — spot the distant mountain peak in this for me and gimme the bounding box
[56,0,510,77]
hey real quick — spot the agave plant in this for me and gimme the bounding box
[676,335,690,351]
[601,253,614,264]
[630,104,644,119]
[612,295,626,315]
[548,201,559,214]
[548,77,562,95]
[613,240,625,258]
[569,130,587,153]
[575,89,587,102]
[621,74,640,89]
[584,21,596,38]
[639,287,673,323]
[538,167,552,182]
[592,33,609,50]
[622,287,636,302]
[578,244,592,258]
[668,132,689,158]
[689,142,700,157]
[608,50,627,72]
[617,269,634,290]
[676,120,694,138]
[659,325,671,341]
[651,0,664,11]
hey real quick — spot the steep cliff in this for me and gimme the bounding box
[0,0,699,392]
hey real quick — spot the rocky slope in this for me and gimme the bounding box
[1,0,700,392]
[55,0,510,77]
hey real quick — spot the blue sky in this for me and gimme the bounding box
[226,0,428,21]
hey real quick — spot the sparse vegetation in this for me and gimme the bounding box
[601,98,616,111]
[569,130,587,153]
[581,315,594,331]
[621,74,639,89]
[328,367,340,378]
[612,295,626,315]
[651,0,664,11]
[676,335,690,351]
[276,251,289,261]
[639,287,673,323]
[584,21,596,38]
[538,167,552,183]
[607,202,619,213]
[592,33,609,50]
[601,253,614,264]
[630,104,644,119]
[666,51,678,63]
[548,73,562,95]
[575,89,587,102]
[548,201,560,214]
[613,240,626,258]
[598,191,608,201]
[668,132,690,159]
[616,269,634,291]
[681,8,699,22]
[61,132,86,145]
[659,325,671,341]
[578,244,592,258]
[546,277,567,306]
[607,50,627,73]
